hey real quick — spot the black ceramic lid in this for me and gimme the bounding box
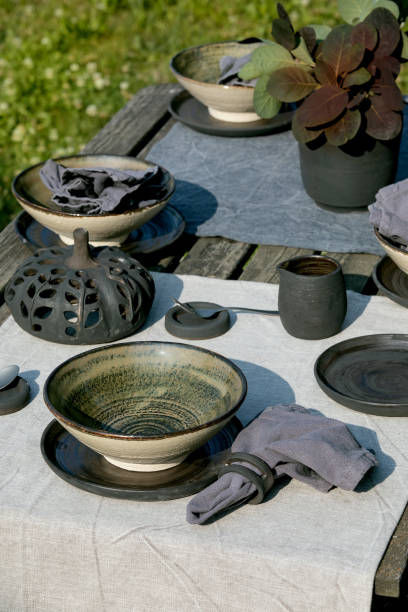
[0,377,30,415]
[165,301,231,340]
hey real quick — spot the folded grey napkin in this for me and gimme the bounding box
[187,404,377,525]
[40,159,168,214]
[217,53,256,86]
[369,179,408,247]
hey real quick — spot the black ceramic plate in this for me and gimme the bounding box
[373,256,408,308]
[169,91,293,137]
[14,205,185,255]
[41,418,242,500]
[315,334,408,416]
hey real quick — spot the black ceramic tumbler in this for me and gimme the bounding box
[277,255,347,340]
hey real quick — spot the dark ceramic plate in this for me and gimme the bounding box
[14,205,185,255]
[315,334,408,416]
[373,256,408,308]
[41,418,242,500]
[169,91,293,137]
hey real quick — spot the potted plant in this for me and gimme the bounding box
[239,0,408,211]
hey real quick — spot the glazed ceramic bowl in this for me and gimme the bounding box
[44,341,247,471]
[170,41,262,123]
[374,229,408,275]
[12,155,175,247]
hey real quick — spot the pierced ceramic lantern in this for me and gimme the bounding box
[5,228,155,344]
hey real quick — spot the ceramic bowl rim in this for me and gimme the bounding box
[12,154,175,218]
[169,40,260,92]
[277,253,342,278]
[375,227,407,255]
[43,340,247,441]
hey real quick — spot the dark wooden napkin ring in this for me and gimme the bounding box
[217,452,275,505]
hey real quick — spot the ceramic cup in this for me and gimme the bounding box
[277,255,347,340]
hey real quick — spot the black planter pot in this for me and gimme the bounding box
[298,135,401,212]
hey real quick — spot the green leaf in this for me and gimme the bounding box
[292,37,315,67]
[267,66,318,102]
[338,0,373,24]
[238,60,264,81]
[308,24,332,40]
[366,94,402,138]
[321,25,364,76]
[238,43,294,80]
[297,85,348,127]
[253,75,282,118]
[343,67,371,86]
[291,110,323,143]
[325,109,361,145]
[401,31,408,60]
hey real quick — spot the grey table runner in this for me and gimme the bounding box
[2,272,408,611]
[148,107,408,254]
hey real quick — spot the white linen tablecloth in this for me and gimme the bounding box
[1,272,408,612]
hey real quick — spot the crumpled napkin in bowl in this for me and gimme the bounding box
[369,179,408,247]
[40,159,169,215]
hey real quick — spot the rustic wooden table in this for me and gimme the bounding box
[0,83,407,608]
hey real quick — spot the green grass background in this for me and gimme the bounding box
[1,0,407,230]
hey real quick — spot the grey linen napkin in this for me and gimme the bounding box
[217,53,256,86]
[40,159,168,214]
[187,404,377,525]
[369,179,408,247]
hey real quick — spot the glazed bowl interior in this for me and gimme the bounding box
[12,154,174,215]
[171,41,258,84]
[44,342,247,471]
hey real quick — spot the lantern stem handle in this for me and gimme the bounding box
[66,228,97,269]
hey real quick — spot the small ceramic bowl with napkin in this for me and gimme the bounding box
[369,179,408,274]
[170,40,262,123]
[12,154,175,246]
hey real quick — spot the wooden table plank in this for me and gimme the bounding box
[174,236,253,279]
[375,506,408,598]
[324,252,381,294]
[239,245,314,283]
[0,223,33,302]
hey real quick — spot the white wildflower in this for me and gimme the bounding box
[23,57,34,68]
[0,101,9,113]
[11,124,26,142]
[44,68,54,79]
[86,61,97,73]
[41,36,50,46]
[49,128,59,141]
[94,76,105,90]
[120,81,129,90]
[69,63,79,72]
[54,8,63,17]
[85,104,98,117]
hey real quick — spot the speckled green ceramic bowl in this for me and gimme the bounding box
[12,155,175,247]
[170,41,262,123]
[44,341,247,471]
